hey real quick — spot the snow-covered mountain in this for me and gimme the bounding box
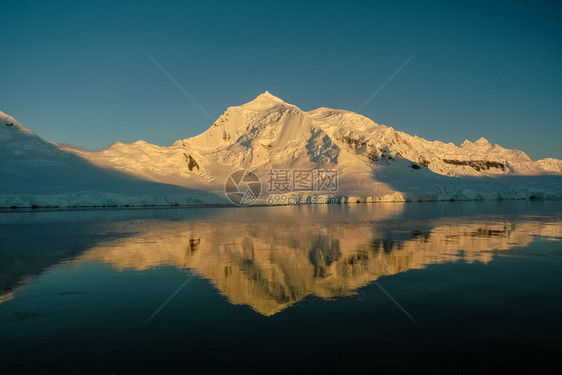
[63,91,562,203]
[0,110,223,207]
[2,92,561,207]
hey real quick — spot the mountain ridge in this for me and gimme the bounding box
[66,91,559,177]
[0,110,224,207]
[2,93,562,207]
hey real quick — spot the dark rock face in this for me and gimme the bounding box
[183,153,200,171]
[340,135,366,150]
[442,159,505,172]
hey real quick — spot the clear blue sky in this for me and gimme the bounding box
[1,0,561,159]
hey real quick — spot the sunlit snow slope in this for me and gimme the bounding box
[65,92,562,203]
[2,92,561,207]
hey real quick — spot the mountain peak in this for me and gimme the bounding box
[257,91,283,101]
[0,110,33,135]
[460,137,493,148]
[240,91,292,111]
[474,137,491,146]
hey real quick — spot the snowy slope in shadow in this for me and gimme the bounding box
[0,111,225,207]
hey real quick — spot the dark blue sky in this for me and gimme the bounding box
[1,0,561,158]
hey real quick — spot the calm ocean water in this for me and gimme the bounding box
[1,201,562,373]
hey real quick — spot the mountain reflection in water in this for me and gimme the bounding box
[2,202,562,374]
[57,205,562,316]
